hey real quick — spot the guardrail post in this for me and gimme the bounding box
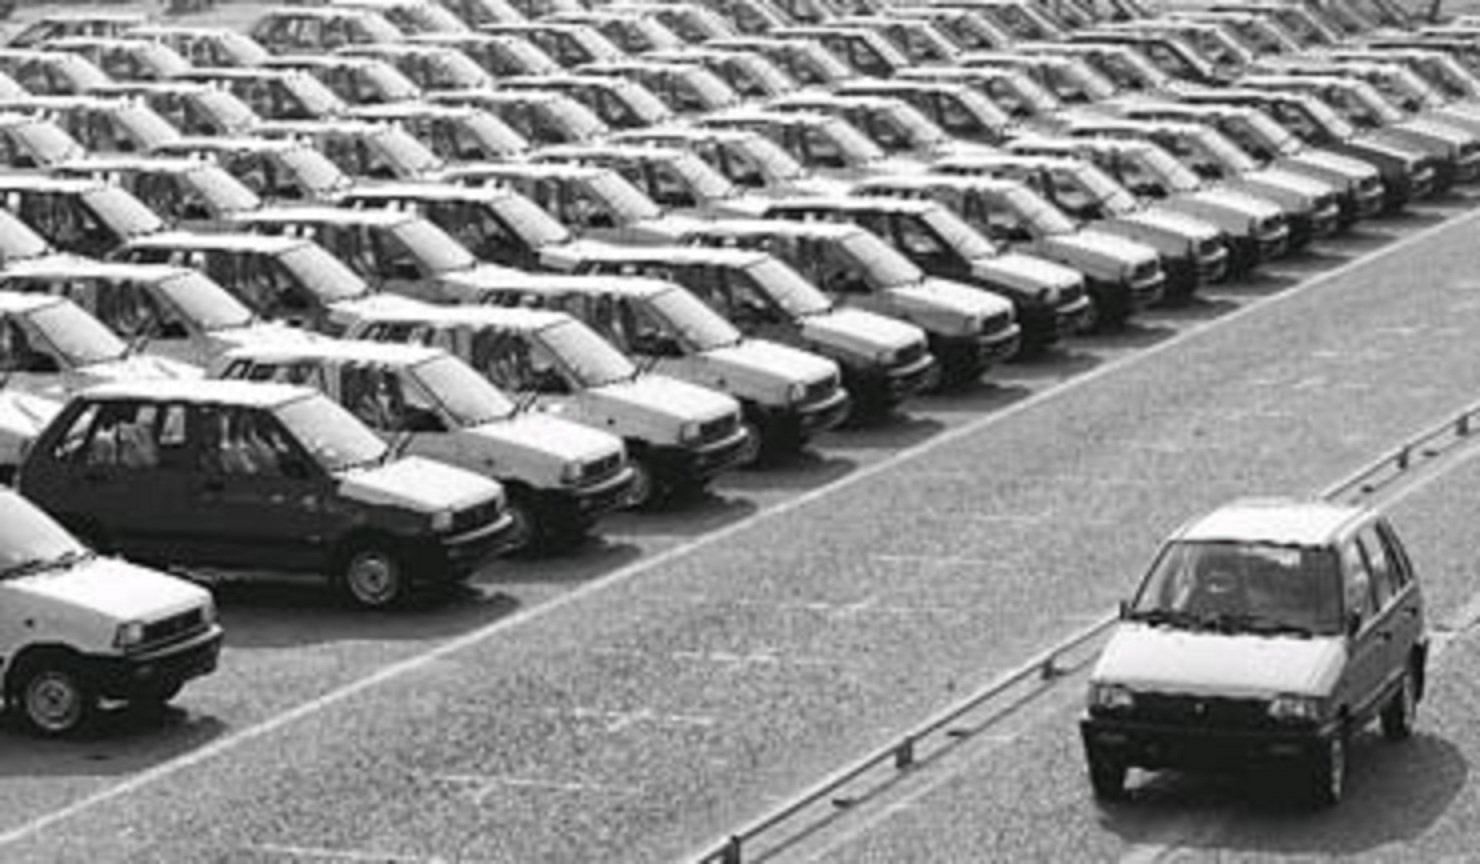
[720,835,743,864]
[1460,414,1472,437]
[1396,445,1411,471]
[895,736,916,770]
[1041,655,1062,680]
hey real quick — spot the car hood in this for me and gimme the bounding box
[331,292,431,329]
[1045,229,1158,268]
[1287,149,1377,181]
[1120,207,1219,241]
[595,373,738,423]
[1093,622,1345,698]
[802,306,923,355]
[894,277,1014,317]
[973,251,1084,294]
[471,412,621,465]
[0,390,63,464]
[706,338,839,385]
[339,455,499,514]
[1190,187,1282,220]
[209,321,323,351]
[10,555,209,622]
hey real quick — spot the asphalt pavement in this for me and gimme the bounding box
[4,201,1480,862]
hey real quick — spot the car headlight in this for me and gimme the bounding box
[114,620,147,651]
[678,420,702,444]
[1087,682,1135,712]
[786,381,806,404]
[1035,286,1053,304]
[200,598,217,627]
[875,347,895,365]
[1268,693,1323,723]
[430,509,454,532]
[560,461,583,485]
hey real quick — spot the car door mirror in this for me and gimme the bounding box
[533,367,569,394]
[181,202,212,221]
[585,210,616,229]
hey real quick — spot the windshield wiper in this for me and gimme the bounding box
[1206,612,1315,638]
[514,390,541,414]
[1127,608,1206,629]
[0,549,91,580]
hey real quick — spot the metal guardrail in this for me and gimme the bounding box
[692,397,1480,864]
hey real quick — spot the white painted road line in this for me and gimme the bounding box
[5,205,1478,854]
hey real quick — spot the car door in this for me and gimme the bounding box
[56,399,198,563]
[1356,522,1421,695]
[1336,536,1389,721]
[189,403,334,571]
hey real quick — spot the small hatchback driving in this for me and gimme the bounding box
[1081,498,1428,806]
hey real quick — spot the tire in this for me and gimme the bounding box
[15,660,95,737]
[1381,668,1417,741]
[736,419,765,467]
[337,542,409,610]
[625,456,658,509]
[1087,749,1127,802]
[503,492,540,555]
[1307,732,1347,808]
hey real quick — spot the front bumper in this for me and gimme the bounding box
[86,625,224,700]
[843,351,937,406]
[424,511,522,578]
[649,428,752,483]
[930,322,1023,380]
[1080,713,1332,772]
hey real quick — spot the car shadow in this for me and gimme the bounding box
[916,382,1034,415]
[1071,320,1178,352]
[1098,730,1466,856]
[601,491,759,539]
[719,451,857,493]
[0,706,229,778]
[820,413,945,451]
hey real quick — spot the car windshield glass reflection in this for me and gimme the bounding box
[275,393,389,471]
[411,354,517,424]
[539,318,637,387]
[1130,540,1342,636]
[25,301,128,366]
[0,494,88,579]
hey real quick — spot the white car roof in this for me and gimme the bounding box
[1176,498,1367,547]
[80,378,314,408]
[225,338,446,367]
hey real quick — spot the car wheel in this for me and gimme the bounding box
[17,661,95,737]
[338,543,408,609]
[1087,749,1127,802]
[1308,732,1346,808]
[625,456,658,509]
[1381,668,1417,741]
[503,492,540,555]
[736,419,764,467]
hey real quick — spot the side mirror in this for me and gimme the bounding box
[585,211,616,229]
[1131,181,1166,198]
[1193,163,1223,180]
[1005,225,1034,243]
[181,202,212,221]
[158,320,190,340]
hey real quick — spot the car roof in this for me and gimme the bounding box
[354,301,570,330]
[0,290,64,314]
[0,174,105,194]
[121,230,308,254]
[767,195,941,216]
[568,243,768,266]
[54,154,215,174]
[861,172,1020,194]
[238,206,414,227]
[1176,498,1368,546]
[482,271,673,297]
[158,135,300,154]
[686,217,862,241]
[0,257,192,283]
[343,181,517,203]
[447,161,607,181]
[84,378,314,407]
[226,338,445,366]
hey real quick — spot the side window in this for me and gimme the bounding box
[0,316,50,373]
[1357,525,1400,608]
[1341,539,1375,623]
[95,280,170,341]
[203,406,295,477]
[936,95,983,137]
[802,127,845,168]
[895,216,948,258]
[469,330,538,391]
[649,163,695,208]
[82,401,164,470]
[1046,171,1095,213]
[50,402,100,463]
[1376,520,1414,588]
[341,364,403,430]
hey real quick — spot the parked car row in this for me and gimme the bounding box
[0,0,1470,735]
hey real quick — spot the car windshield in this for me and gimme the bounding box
[549,95,610,141]
[84,186,166,235]
[275,392,389,472]
[538,317,637,387]
[1418,54,1479,98]
[1345,80,1408,125]
[1130,539,1343,637]
[1076,163,1140,216]
[500,37,561,75]
[881,101,947,149]
[1006,71,1062,114]
[393,218,477,273]
[410,353,516,424]
[1387,65,1445,107]
[375,125,445,176]
[1135,144,1203,192]
[840,229,923,288]
[434,50,494,88]
[585,170,662,221]
[285,73,348,117]
[494,191,572,246]
[280,145,354,194]
[744,257,832,317]
[1005,185,1077,235]
[363,62,423,102]
[822,116,886,165]
[196,88,261,132]
[16,120,86,164]
[0,493,86,577]
[25,300,128,366]
[157,271,256,330]
[649,286,742,350]
[740,53,796,95]
[921,205,997,259]
[358,13,409,42]
[218,31,272,66]
[683,66,739,107]
[617,80,674,124]
[1239,110,1303,157]
[136,42,192,77]
[55,54,111,91]
[737,133,805,181]
[669,150,737,200]
[0,211,53,262]
[185,163,262,213]
[1300,94,1358,139]
[280,243,372,301]
[462,110,528,156]
[115,105,182,149]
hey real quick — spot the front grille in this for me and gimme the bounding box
[580,452,623,484]
[980,310,1013,335]
[1132,261,1159,283]
[893,340,927,368]
[1058,280,1085,304]
[142,609,205,648]
[1197,238,1222,258]
[451,499,501,534]
[1257,215,1285,237]
[696,413,739,446]
[1315,192,1338,212]
[1358,175,1381,194]
[801,374,839,406]
[1128,692,1273,731]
